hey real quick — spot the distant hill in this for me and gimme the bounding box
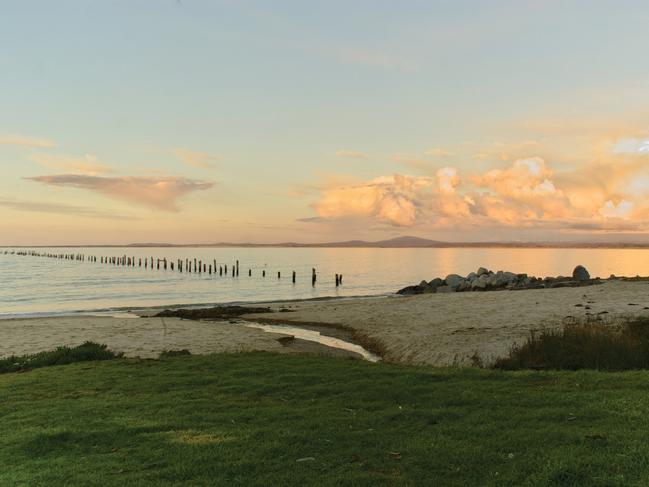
[122,236,649,249]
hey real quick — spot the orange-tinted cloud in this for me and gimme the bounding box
[311,155,649,231]
[30,153,112,175]
[174,149,221,169]
[26,174,214,211]
[0,197,137,220]
[0,134,56,148]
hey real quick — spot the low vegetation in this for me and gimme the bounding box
[4,352,649,485]
[495,318,649,370]
[0,341,120,374]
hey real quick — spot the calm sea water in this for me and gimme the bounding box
[1,247,648,318]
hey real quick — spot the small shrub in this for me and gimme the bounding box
[0,342,121,374]
[159,349,192,358]
[494,318,649,370]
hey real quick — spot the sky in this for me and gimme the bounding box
[2,0,649,245]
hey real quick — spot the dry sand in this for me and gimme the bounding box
[3,280,649,365]
[0,315,357,360]
[246,280,649,366]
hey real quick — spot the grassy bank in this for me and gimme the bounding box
[2,352,649,486]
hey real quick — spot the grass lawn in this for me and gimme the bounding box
[2,352,649,486]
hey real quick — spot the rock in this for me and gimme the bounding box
[456,280,471,292]
[466,272,477,281]
[573,265,590,281]
[477,267,490,277]
[472,275,488,290]
[428,277,444,288]
[397,285,420,295]
[445,274,465,289]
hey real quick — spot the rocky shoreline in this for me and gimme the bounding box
[397,265,600,295]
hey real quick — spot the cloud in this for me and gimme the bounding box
[296,216,330,223]
[30,153,112,175]
[310,155,649,231]
[613,138,649,155]
[174,149,221,169]
[313,174,434,227]
[335,150,367,159]
[0,197,137,220]
[26,175,214,211]
[0,134,56,148]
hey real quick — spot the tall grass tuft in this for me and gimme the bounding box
[0,342,121,374]
[494,318,649,370]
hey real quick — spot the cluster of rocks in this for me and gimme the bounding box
[397,265,598,295]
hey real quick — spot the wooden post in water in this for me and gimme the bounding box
[278,271,281,279]
[219,266,223,276]
[312,268,317,286]
[262,270,266,277]
[232,265,235,277]
[171,262,174,271]
[248,269,251,276]
[236,260,239,276]
[209,264,212,275]
[292,271,296,283]
[335,274,339,287]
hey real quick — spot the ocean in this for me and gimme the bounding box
[1,246,648,318]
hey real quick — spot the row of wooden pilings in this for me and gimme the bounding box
[4,250,344,287]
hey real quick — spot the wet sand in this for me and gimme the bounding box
[3,280,649,365]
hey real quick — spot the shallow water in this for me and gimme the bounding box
[240,321,381,362]
[1,246,649,317]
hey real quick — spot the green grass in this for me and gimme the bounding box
[0,341,120,374]
[495,318,649,370]
[3,353,649,486]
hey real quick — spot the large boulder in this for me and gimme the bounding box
[428,277,444,288]
[572,265,590,281]
[445,274,465,289]
[471,274,489,290]
[477,267,490,277]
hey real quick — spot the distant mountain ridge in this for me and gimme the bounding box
[122,236,649,249]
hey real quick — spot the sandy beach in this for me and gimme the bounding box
[3,280,649,365]
[0,315,358,360]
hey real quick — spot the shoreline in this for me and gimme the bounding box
[0,292,396,321]
[3,280,649,365]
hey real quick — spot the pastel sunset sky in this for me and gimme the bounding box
[3,1,649,245]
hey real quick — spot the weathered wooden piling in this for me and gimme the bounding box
[312,268,317,286]
[292,271,296,283]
